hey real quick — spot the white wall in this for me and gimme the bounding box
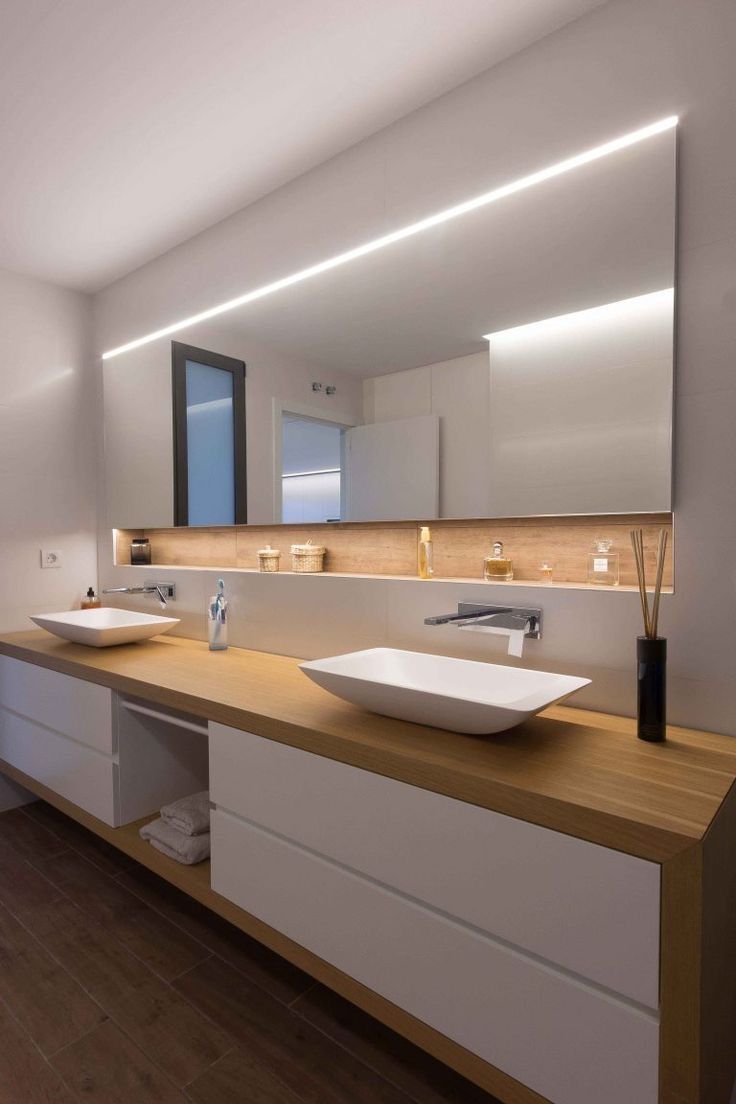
[0,268,98,631]
[96,0,736,734]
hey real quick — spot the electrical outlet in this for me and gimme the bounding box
[40,549,63,569]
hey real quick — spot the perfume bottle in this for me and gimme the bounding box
[484,541,513,582]
[418,526,434,580]
[587,539,619,586]
[539,561,554,584]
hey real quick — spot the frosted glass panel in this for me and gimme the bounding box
[186,360,235,525]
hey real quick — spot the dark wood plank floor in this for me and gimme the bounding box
[0,802,500,1104]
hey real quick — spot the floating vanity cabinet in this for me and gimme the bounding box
[0,656,208,826]
[1,634,735,1104]
[209,722,660,1104]
[209,724,660,1006]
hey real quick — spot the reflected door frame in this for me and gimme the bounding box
[272,399,358,525]
[172,341,247,526]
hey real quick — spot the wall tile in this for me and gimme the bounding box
[218,572,389,659]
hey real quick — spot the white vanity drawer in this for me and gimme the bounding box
[209,723,660,1009]
[0,706,118,824]
[0,656,114,754]
[211,808,659,1104]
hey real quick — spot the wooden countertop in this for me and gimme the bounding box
[2,630,735,863]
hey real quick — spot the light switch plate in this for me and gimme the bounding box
[40,549,63,569]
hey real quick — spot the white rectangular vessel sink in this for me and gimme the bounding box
[30,608,180,648]
[300,648,590,735]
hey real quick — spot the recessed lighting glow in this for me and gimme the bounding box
[102,115,677,361]
[483,287,674,343]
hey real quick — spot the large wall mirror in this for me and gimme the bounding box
[103,119,676,528]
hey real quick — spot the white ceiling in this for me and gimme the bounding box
[0,0,606,292]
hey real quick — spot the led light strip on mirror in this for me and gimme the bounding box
[102,115,677,362]
[483,287,675,343]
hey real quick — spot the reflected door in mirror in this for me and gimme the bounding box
[172,342,247,526]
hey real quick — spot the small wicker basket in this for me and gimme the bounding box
[257,545,281,572]
[291,540,326,573]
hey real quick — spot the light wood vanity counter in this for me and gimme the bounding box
[0,629,734,863]
[2,630,736,1104]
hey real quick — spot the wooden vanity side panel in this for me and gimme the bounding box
[660,781,736,1104]
[699,782,736,1104]
[659,845,702,1104]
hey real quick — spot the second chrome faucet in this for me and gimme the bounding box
[424,602,542,658]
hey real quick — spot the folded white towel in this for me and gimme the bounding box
[140,817,210,865]
[160,791,210,836]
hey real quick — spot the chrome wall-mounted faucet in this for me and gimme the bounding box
[102,583,176,609]
[424,602,542,658]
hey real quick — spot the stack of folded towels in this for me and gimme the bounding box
[139,791,210,865]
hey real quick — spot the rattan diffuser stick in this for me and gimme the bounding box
[630,528,668,639]
[650,528,668,639]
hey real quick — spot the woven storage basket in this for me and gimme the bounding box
[257,545,281,572]
[291,541,326,573]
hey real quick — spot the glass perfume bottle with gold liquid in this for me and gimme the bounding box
[484,541,513,582]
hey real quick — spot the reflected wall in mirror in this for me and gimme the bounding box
[103,118,676,529]
[279,411,347,524]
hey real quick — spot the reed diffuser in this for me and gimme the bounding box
[630,528,668,742]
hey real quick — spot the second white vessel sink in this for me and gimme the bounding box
[300,647,590,734]
[30,607,180,648]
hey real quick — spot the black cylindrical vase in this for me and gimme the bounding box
[637,636,666,742]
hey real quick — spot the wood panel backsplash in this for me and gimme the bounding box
[115,514,674,589]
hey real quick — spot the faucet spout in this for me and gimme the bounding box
[424,603,541,657]
[102,583,176,608]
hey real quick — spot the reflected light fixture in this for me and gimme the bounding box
[483,287,675,344]
[103,115,677,361]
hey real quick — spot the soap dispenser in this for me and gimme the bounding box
[208,578,228,650]
[81,587,101,610]
[484,541,514,582]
